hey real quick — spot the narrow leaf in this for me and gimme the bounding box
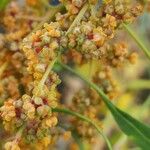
[116,108,150,139]
[133,137,150,150]
[123,23,150,60]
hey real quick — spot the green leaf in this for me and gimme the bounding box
[57,62,150,149]
[133,137,150,150]
[0,0,10,10]
[116,108,150,139]
[53,63,63,72]
[97,95,150,147]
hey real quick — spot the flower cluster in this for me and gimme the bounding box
[0,94,57,146]
[0,1,39,103]
[61,0,143,62]
[0,1,59,149]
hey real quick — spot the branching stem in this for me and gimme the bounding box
[52,107,112,150]
[66,3,88,35]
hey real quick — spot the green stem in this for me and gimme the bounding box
[52,107,112,150]
[57,61,112,107]
[33,57,58,97]
[38,57,58,89]
[72,131,85,150]
[15,125,25,142]
[123,23,150,60]
[0,62,8,78]
[90,4,96,18]
[57,61,106,99]
[66,3,88,35]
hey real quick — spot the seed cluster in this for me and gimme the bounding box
[60,0,143,62]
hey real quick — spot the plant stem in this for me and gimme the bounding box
[52,107,112,150]
[15,125,25,142]
[57,61,112,107]
[72,131,85,150]
[0,62,8,78]
[38,57,58,90]
[66,3,88,35]
[123,23,150,60]
[57,61,107,101]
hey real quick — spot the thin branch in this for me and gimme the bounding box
[52,107,112,150]
[38,57,58,90]
[72,131,85,150]
[0,62,8,78]
[66,3,88,35]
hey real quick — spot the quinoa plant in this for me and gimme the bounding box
[0,0,150,150]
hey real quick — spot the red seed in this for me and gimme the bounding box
[31,100,41,109]
[15,108,21,118]
[35,47,42,53]
[43,98,48,105]
[88,33,94,40]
